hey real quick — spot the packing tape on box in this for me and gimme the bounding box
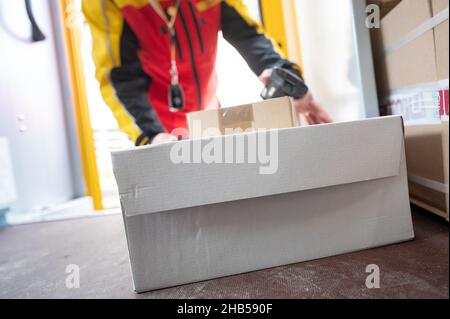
[408,174,449,194]
[382,79,449,123]
[385,7,449,55]
[217,104,254,134]
[388,79,449,96]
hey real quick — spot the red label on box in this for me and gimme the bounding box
[439,89,449,117]
[382,81,449,124]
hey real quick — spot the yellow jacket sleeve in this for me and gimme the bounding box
[82,0,143,143]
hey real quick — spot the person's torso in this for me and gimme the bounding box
[115,0,222,133]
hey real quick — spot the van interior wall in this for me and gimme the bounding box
[216,0,263,107]
[296,0,363,122]
[0,0,77,216]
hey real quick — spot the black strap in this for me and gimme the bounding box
[24,0,46,42]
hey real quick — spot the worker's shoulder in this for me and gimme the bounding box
[111,0,225,11]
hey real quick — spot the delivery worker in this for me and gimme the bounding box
[82,0,332,145]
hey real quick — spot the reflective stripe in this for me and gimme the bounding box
[101,0,116,66]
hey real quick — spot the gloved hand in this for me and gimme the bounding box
[151,133,178,144]
[259,68,333,125]
[292,91,333,125]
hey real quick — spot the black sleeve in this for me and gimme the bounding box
[220,0,303,79]
[109,21,165,145]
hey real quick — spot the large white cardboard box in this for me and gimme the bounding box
[112,116,414,293]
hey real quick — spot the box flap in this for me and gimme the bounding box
[112,116,404,217]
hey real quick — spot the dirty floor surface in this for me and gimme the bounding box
[0,206,448,299]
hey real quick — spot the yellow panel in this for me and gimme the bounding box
[259,0,288,57]
[281,0,304,69]
[59,0,103,210]
[259,0,304,70]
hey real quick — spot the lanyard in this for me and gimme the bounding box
[149,0,181,85]
[149,0,180,29]
[148,0,185,111]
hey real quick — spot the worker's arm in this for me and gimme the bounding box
[220,0,303,81]
[221,0,332,124]
[82,0,165,145]
[259,69,333,124]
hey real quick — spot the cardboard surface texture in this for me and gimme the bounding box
[433,0,450,80]
[112,116,414,292]
[367,0,401,19]
[382,0,436,91]
[371,0,449,93]
[187,97,298,138]
[442,120,449,217]
[405,124,449,219]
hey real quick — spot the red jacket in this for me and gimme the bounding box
[83,0,302,145]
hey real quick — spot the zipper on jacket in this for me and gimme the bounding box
[188,2,204,53]
[178,6,202,110]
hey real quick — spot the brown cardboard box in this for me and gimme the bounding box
[187,97,299,138]
[405,124,449,220]
[370,0,449,220]
[442,120,449,219]
[381,1,433,48]
[367,0,401,19]
[433,0,450,80]
[371,0,449,94]
[379,0,437,92]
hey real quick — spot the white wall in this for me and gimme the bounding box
[216,0,264,107]
[296,0,373,122]
[0,0,78,215]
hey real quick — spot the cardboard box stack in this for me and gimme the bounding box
[371,0,449,220]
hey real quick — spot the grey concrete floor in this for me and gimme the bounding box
[0,206,448,299]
